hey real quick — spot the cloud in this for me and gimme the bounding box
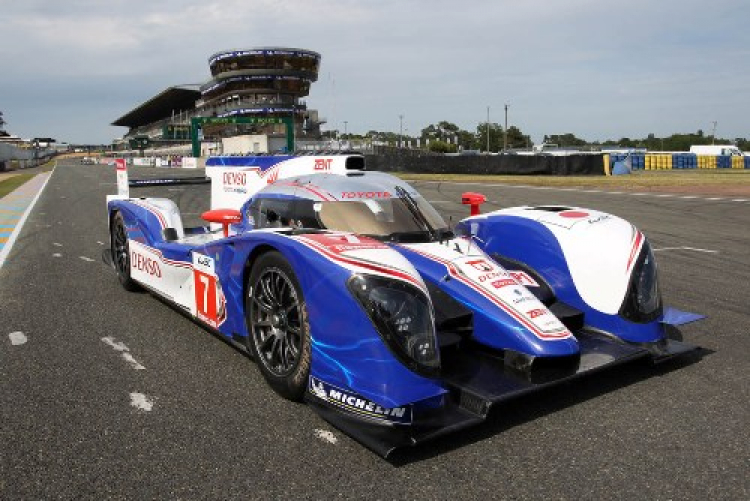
[0,0,748,143]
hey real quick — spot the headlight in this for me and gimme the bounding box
[620,241,662,323]
[348,274,440,375]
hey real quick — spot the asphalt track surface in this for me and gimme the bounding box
[1,160,748,500]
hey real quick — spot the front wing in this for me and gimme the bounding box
[306,329,698,458]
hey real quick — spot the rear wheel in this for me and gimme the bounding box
[245,251,311,401]
[110,211,141,291]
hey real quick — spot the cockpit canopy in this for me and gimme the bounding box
[247,172,450,242]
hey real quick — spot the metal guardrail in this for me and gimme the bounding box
[0,143,56,171]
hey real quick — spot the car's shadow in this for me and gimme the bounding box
[386,347,711,466]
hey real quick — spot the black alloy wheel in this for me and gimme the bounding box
[110,211,141,291]
[246,251,311,401]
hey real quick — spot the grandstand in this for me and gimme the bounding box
[112,47,324,155]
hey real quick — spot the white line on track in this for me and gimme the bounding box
[130,393,154,412]
[101,336,146,370]
[314,429,338,445]
[121,353,146,370]
[79,256,95,262]
[653,246,719,254]
[8,331,28,345]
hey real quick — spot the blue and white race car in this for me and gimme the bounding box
[106,154,701,456]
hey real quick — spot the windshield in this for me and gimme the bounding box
[312,196,449,241]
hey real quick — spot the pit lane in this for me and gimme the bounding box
[1,159,747,499]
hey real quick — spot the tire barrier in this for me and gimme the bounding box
[608,153,749,171]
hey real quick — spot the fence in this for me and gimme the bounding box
[365,153,606,176]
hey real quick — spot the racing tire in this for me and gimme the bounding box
[245,251,311,401]
[110,211,141,292]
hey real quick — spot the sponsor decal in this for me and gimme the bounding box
[559,210,590,219]
[131,250,162,277]
[314,158,333,171]
[587,214,611,224]
[467,259,494,272]
[491,278,517,289]
[192,253,226,328]
[309,377,412,425]
[266,167,280,184]
[340,191,392,199]
[115,159,129,197]
[222,171,249,194]
[508,270,539,287]
[527,308,547,319]
[405,247,571,340]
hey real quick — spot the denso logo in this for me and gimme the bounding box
[527,308,547,319]
[131,251,162,277]
[340,191,392,199]
[314,158,333,171]
[478,271,505,283]
[223,172,247,186]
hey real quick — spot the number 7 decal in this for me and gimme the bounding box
[194,270,218,325]
[192,253,225,328]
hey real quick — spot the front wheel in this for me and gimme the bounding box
[110,211,141,291]
[245,251,311,401]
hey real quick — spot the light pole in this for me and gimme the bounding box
[711,121,717,144]
[486,106,490,153]
[398,114,404,149]
[503,104,509,151]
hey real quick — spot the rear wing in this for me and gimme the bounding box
[106,153,366,222]
[205,154,365,212]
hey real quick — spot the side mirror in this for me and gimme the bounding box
[202,208,242,237]
[461,192,487,216]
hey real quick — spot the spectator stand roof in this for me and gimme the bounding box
[112,85,201,128]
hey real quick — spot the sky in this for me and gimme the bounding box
[1,0,748,145]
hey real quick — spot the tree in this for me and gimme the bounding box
[0,110,6,132]
[420,121,461,142]
[427,140,457,154]
[506,126,531,149]
[543,133,587,147]
[475,122,503,152]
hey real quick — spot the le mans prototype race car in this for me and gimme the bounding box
[106,154,702,456]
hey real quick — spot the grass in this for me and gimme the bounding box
[0,173,37,198]
[395,169,750,189]
[0,160,56,198]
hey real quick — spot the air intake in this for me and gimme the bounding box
[345,156,365,170]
